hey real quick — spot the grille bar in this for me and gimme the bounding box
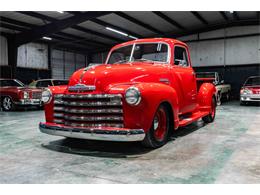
[53,93,124,128]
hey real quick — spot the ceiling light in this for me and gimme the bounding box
[106,27,128,36]
[42,36,52,40]
[229,11,234,13]
[106,27,138,40]
[57,11,64,14]
[128,35,138,40]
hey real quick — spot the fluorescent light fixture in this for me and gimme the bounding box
[229,11,234,13]
[106,27,138,40]
[128,35,138,40]
[57,11,64,14]
[42,36,52,40]
[106,27,128,36]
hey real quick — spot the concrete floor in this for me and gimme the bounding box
[0,101,260,184]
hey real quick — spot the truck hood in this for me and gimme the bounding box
[69,62,171,91]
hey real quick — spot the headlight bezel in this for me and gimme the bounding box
[41,88,52,104]
[125,86,141,106]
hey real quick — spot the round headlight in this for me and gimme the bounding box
[125,87,141,105]
[42,89,52,104]
[242,89,252,95]
[23,91,29,99]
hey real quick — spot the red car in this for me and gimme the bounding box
[240,76,260,105]
[39,38,216,148]
[0,79,42,111]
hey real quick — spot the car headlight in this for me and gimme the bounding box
[125,87,141,105]
[241,89,252,95]
[23,91,29,99]
[42,89,52,104]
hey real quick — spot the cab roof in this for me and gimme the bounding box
[111,38,187,50]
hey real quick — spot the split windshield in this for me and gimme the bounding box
[107,43,168,64]
[245,77,260,86]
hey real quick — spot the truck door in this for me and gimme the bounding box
[171,45,197,114]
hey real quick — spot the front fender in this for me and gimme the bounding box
[109,83,179,132]
[197,83,216,112]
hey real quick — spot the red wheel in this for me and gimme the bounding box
[142,104,170,148]
[203,96,216,123]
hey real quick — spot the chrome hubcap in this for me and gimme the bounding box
[154,116,159,130]
[3,97,11,110]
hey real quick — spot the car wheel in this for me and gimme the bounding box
[1,96,14,111]
[142,104,170,148]
[202,96,216,123]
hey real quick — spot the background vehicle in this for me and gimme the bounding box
[0,79,42,111]
[39,38,216,148]
[196,72,231,105]
[240,76,260,105]
[29,79,68,89]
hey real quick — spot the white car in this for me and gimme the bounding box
[196,72,231,106]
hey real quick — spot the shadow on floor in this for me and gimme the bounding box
[42,121,206,158]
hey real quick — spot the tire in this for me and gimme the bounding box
[142,104,170,148]
[1,96,15,111]
[202,96,216,123]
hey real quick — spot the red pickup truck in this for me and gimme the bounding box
[39,38,216,148]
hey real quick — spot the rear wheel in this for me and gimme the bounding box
[1,96,15,111]
[202,96,216,123]
[142,104,170,148]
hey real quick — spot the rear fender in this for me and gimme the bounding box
[197,83,216,112]
[109,83,179,132]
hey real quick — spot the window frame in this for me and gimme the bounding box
[173,45,190,67]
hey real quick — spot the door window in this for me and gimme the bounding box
[174,46,189,67]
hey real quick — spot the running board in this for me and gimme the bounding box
[179,111,209,127]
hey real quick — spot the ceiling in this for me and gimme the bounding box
[0,11,259,53]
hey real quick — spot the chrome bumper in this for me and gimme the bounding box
[241,94,260,102]
[39,122,145,142]
[16,99,42,105]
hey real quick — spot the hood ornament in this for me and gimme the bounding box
[68,84,96,92]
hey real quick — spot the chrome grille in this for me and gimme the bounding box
[32,91,42,99]
[53,94,124,128]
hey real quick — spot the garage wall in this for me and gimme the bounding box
[0,35,8,66]
[17,43,48,69]
[179,25,260,67]
[51,49,87,80]
[91,51,109,64]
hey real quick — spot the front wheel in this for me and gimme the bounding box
[202,96,216,123]
[1,96,15,111]
[142,104,170,148]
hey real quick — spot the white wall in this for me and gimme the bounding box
[179,25,260,67]
[0,36,8,66]
[17,42,48,69]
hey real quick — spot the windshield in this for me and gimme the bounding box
[107,43,168,64]
[245,77,260,86]
[0,79,24,87]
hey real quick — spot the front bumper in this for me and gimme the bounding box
[240,94,260,102]
[39,122,145,142]
[16,99,42,105]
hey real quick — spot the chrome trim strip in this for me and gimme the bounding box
[64,115,123,121]
[54,113,64,118]
[54,100,64,105]
[63,101,122,107]
[63,108,123,114]
[39,123,145,142]
[54,106,64,111]
[63,94,122,99]
[53,119,64,124]
[64,122,124,128]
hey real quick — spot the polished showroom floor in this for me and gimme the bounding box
[0,101,260,183]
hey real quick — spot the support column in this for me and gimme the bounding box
[7,35,18,79]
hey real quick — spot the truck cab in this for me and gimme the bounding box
[39,38,216,148]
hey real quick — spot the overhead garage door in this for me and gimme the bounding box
[51,49,87,79]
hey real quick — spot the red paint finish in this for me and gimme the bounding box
[42,38,216,138]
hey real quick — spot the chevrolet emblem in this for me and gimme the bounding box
[68,84,96,92]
